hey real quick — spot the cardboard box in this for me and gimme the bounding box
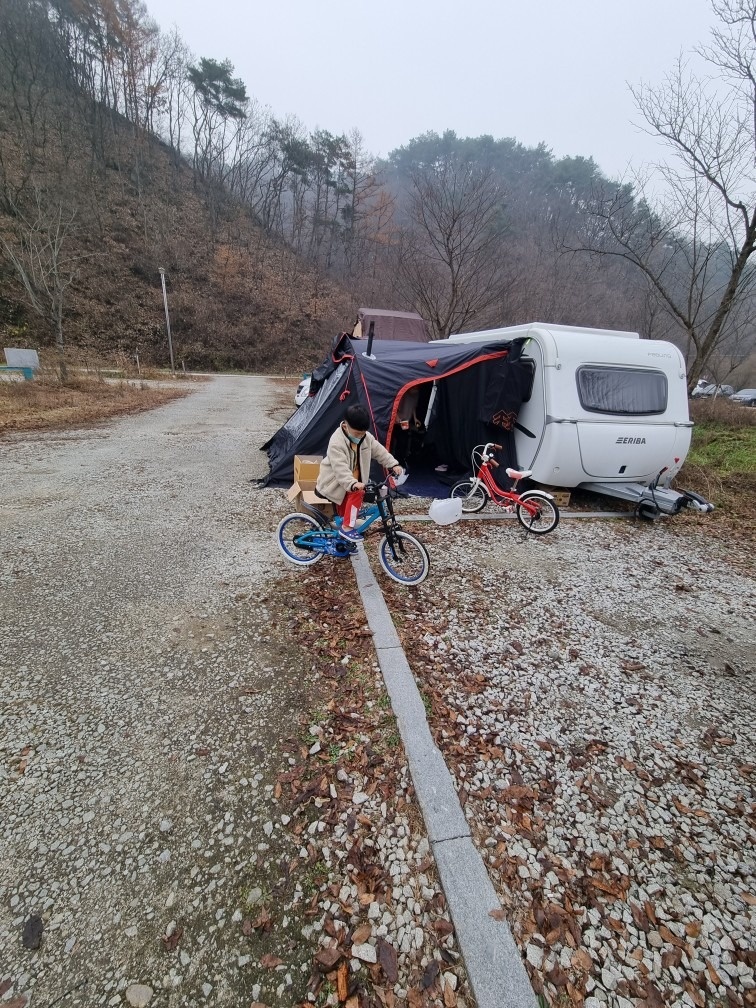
[539,487,571,508]
[285,479,336,518]
[294,455,323,483]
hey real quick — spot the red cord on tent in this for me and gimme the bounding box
[339,356,355,400]
[361,373,379,437]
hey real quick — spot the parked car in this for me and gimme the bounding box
[691,383,735,399]
[730,387,756,406]
[294,374,311,407]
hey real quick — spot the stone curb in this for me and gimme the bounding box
[396,511,632,521]
[350,549,538,1008]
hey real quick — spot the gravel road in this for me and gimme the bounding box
[0,378,304,1002]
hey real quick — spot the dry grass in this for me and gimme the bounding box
[676,398,756,537]
[0,372,193,435]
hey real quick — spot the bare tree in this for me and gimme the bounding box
[394,156,506,338]
[0,189,92,378]
[574,0,756,389]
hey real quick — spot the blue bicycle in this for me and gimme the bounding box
[276,475,430,585]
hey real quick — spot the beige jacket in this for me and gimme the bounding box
[316,424,399,504]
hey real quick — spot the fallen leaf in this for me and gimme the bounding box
[659,925,684,949]
[641,980,666,1008]
[352,923,372,945]
[443,984,458,1007]
[250,908,273,932]
[591,877,627,899]
[422,959,441,990]
[314,946,342,971]
[545,963,569,987]
[630,902,651,932]
[260,953,284,969]
[21,916,44,950]
[162,925,183,951]
[706,960,722,986]
[377,938,398,984]
[489,908,506,921]
[571,948,593,974]
[684,981,705,1008]
[337,960,349,1001]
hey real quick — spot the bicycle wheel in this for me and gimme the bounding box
[515,491,560,535]
[276,512,326,565]
[378,531,430,585]
[449,480,488,513]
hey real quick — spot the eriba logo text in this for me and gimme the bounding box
[616,437,647,444]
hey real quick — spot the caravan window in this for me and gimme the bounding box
[577,366,668,415]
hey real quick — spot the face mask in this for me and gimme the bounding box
[343,423,366,445]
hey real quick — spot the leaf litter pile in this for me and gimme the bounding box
[378,518,755,1008]
[253,566,471,1008]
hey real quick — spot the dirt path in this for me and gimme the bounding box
[0,379,327,1006]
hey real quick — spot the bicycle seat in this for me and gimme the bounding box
[505,467,533,480]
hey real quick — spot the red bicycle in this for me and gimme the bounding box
[449,442,560,534]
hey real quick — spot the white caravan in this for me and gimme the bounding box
[441,322,713,516]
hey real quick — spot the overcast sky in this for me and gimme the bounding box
[143,0,720,180]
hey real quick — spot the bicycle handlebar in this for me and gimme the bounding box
[480,442,503,460]
[363,473,403,503]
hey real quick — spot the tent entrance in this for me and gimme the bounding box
[386,350,534,492]
[262,334,530,490]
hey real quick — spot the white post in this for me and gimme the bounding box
[158,267,175,373]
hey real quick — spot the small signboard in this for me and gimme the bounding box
[5,348,40,370]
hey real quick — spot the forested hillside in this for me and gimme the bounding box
[1,0,755,384]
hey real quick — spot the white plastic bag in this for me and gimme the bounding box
[428,497,463,526]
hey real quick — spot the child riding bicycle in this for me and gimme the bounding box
[316,404,403,543]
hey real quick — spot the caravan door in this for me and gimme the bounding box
[574,365,680,479]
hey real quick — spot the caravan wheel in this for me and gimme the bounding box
[636,502,661,521]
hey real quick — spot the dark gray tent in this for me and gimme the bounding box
[263,333,534,489]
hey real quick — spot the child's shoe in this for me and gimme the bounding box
[338,527,363,544]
